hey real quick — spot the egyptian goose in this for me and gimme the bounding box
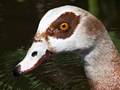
[13,5,120,90]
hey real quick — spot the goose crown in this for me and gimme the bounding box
[36,5,104,53]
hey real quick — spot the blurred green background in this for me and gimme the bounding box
[0,0,120,90]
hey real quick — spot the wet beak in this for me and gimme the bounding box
[13,39,53,77]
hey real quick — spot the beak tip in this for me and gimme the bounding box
[13,65,21,77]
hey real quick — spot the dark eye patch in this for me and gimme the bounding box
[45,12,80,39]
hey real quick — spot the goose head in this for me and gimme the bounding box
[13,5,104,77]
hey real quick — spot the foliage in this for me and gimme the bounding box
[109,31,120,53]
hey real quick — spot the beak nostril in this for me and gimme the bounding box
[32,51,37,57]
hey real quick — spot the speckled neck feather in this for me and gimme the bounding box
[80,28,120,89]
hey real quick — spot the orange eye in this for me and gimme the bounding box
[59,23,69,31]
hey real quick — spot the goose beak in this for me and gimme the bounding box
[13,39,53,77]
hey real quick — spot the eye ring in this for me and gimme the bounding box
[59,22,69,31]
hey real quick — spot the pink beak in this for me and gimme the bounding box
[13,39,53,77]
